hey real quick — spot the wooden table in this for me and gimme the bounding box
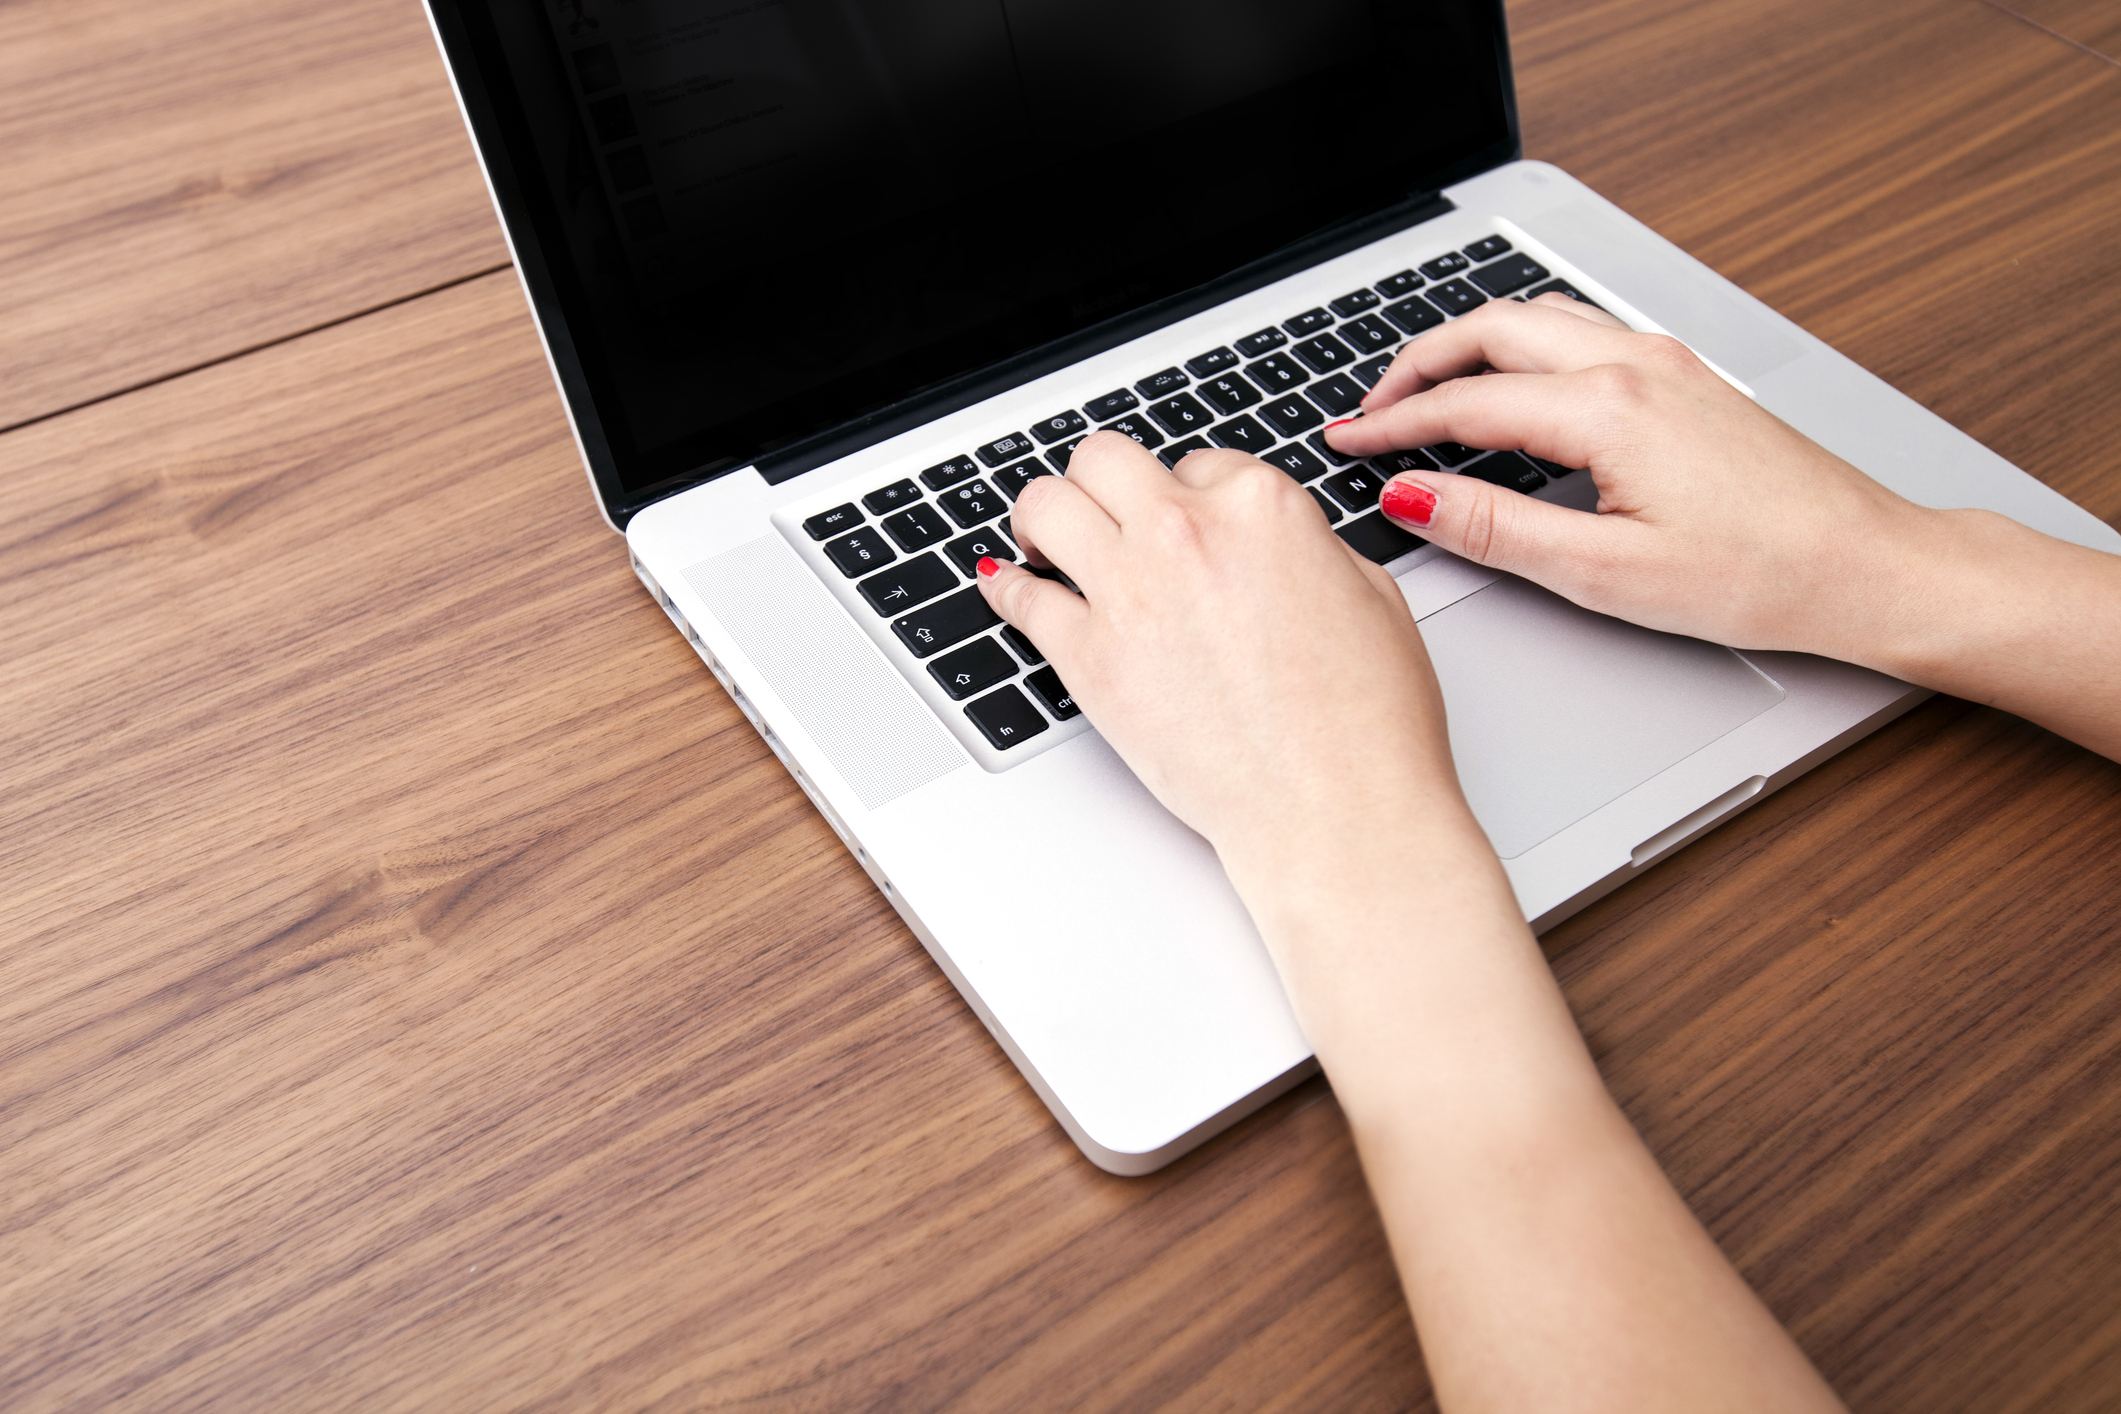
[5,1,2119,1408]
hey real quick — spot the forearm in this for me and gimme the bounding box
[1848,508,2121,761]
[1223,800,1844,1414]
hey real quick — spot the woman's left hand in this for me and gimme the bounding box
[973,431,1467,882]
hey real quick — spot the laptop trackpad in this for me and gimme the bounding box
[1412,574,1786,859]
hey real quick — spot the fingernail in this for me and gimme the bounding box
[1380,478,1437,527]
[1324,416,1360,430]
[976,556,1001,578]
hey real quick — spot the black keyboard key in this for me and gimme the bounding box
[1024,666,1081,720]
[1419,252,1470,279]
[1308,486,1343,523]
[1157,436,1210,468]
[1383,296,1446,336]
[1082,388,1139,422]
[858,553,957,614]
[1306,429,1357,466]
[1350,355,1393,389]
[1256,395,1323,439]
[1283,307,1334,336]
[1305,373,1365,417]
[944,524,1016,577]
[1462,235,1512,262]
[1329,289,1381,318]
[1469,253,1551,298]
[1197,371,1263,417]
[1209,414,1276,455]
[1374,448,1440,474]
[993,458,1054,499]
[1030,410,1088,445]
[939,478,1007,527]
[882,502,952,551]
[1234,326,1287,358]
[803,503,862,540]
[894,586,1001,658]
[1461,451,1549,494]
[1043,437,1086,473]
[920,455,980,491]
[1526,278,1603,310]
[929,636,1019,701]
[1101,413,1165,450]
[863,479,922,515]
[1185,347,1238,377]
[1136,367,1189,398]
[1245,352,1309,392]
[1529,454,1579,478]
[1426,279,1487,316]
[824,527,896,577]
[1145,393,1214,437]
[1264,443,1327,481]
[1374,269,1423,298]
[1337,314,1399,356]
[1337,512,1424,564]
[1002,625,1045,665]
[1426,441,1484,467]
[1322,465,1386,514]
[965,684,1050,749]
[1291,332,1355,374]
[975,433,1035,467]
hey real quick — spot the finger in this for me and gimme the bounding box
[1007,466,1121,577]
[1355,297,1646,412]
[1167,445,1263,491]
[1527,291,1629,329]
[1329,365,1624,469]
[1377,470,1647,596]
[1054,428,1183,526]
[975,555,1090,661]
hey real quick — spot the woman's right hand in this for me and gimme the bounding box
[1323,296,1949,668]
[1325,294,2121,761]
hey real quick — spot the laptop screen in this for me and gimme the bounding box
[432,1,1516,519]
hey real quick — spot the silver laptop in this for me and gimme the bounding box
[423,0,2121,1172]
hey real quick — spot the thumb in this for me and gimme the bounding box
[1379,471,1627,589]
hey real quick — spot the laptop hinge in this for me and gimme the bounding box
[724,189,1457,493]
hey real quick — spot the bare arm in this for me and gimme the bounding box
[976,435,1844,1413]
[1327,296,2121,762]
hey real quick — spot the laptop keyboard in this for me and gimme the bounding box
[798,234,1595,757]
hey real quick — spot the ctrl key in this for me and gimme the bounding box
[965,684,1050,750]
[1024,666,1080,720]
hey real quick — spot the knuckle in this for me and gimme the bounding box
[1458,482,1507,565]
[1637,333,1701,373]
[1592,361,1653,411]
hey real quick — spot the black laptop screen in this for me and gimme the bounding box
[434,0,1516,516]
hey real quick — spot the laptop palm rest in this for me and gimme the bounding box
[1413,573,1787,860]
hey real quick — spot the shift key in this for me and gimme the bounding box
[893,586,1001,658]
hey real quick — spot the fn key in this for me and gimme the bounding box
[965,684,1050,749]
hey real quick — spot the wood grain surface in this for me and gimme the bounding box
[0,0,506,433]
[3,0,2119,1410]
[1996,0,2121,63]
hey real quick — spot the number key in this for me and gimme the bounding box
[1145,393,1214,437]
[940,478,1006,527]
[882,502,951,550]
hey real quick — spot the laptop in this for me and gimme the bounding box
[421,0,2121,1173]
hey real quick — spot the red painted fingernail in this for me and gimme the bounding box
[1324,416,1359,430]
[976,556,1001,578]
[1380,479,1438,527]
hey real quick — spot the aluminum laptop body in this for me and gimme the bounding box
[424,0,2121,1173]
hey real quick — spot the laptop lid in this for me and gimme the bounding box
[425,0,1520,527]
